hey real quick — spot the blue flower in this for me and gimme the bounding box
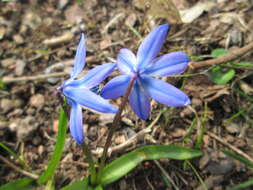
[101,24,190,120]
[58,34,118,144]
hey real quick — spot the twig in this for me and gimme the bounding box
[207,131,253,163]
[154,160,180,190]
[2,56,95,84]
[2,72,68,84]
[108,112,162,154]
[0,155,38,179]
[145,175,155,190]
[190,41,253,69]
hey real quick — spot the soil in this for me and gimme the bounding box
[0,0,253,189]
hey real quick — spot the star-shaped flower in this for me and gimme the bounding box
[101,24,190,120]
[58,34,117,144]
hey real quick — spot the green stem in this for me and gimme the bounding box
[82,142,96,185]
[96,75,137,184]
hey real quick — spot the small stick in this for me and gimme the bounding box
[2,72,68,84]
[108,112,162,154]
[207,131,253,163]
[154,160,180,190]
[0,155,39,179]
[96,76,137,184]
[190,41,253,69]
[145,175,155,190]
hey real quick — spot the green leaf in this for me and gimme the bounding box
[60,178,100,190]
[0,177,34,190]
[227,179,253,190]
[100,145,202,185]
[0,78,5,90]
[38,108,68,184]
[211,48,229,58]
[222,150,253,170]
[210,66,235,85]
[229,61,253,68]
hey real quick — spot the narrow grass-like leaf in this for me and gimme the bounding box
[227,179,253,190]
[0,78,5,89]
[0,177,34,190]
[38,108,68,184]
[223,150,253,170]
[100,145,202,185]
[60,178,97,190]
[0,143,27,168]
[229,61,253,68]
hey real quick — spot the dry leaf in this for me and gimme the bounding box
[133,0,182,24]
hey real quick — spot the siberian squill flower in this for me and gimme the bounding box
[101,24,190,120]
[58,34,117,144]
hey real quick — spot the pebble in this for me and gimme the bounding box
[13,34,24,44]
[206,158,234,175]
[225,122,241,134]
[16,116,39,141]
[0,26,6,40]
[1,58,15,68]
[57,0,69,10]
[26,107,36,115]
[1,98,14,113]
[29,94,45,108]
[22,11,42,29]
[15,60,26,76]
[125,13,137,26]
[114,135,126,145]
[38,145,44,156]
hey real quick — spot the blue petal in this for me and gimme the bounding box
[101,75,131,99]
[69,102,84,145]
[63,86,118,113]
[70,33,86,79]
[117,48,136,74]
[129,81,150,120]
[141,75,190,107]
[68,63,116,89]
[142,52,189,77]
[137,24,170,70]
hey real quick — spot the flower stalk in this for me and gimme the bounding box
[96,75,137,184]
[82,142,97,185]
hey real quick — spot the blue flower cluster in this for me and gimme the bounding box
[58,24,190,144]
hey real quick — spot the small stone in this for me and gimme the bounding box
[171,128,186,138]
[1,58,15,68]
[7,108,23,117]
[125,13,137,26]
[53,120,59,133]
[29,94,45,108]
[38,145,44,155]
[15,60,26,76]
[1,98,14,113]
[114,135,126,145]
[0,26,6,40]
[23,11,42,29]
[13,34,24,44]
[58,0,69,10]
[16,116,39,141]
[99,39,111,50]
[225,122,240,134]
[9,119,20,132]
[32,136,41,145]
[14,99,23,108]
[206,158,234,175]
[26,107,35,115]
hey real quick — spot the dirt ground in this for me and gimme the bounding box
[1,0,253,189]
